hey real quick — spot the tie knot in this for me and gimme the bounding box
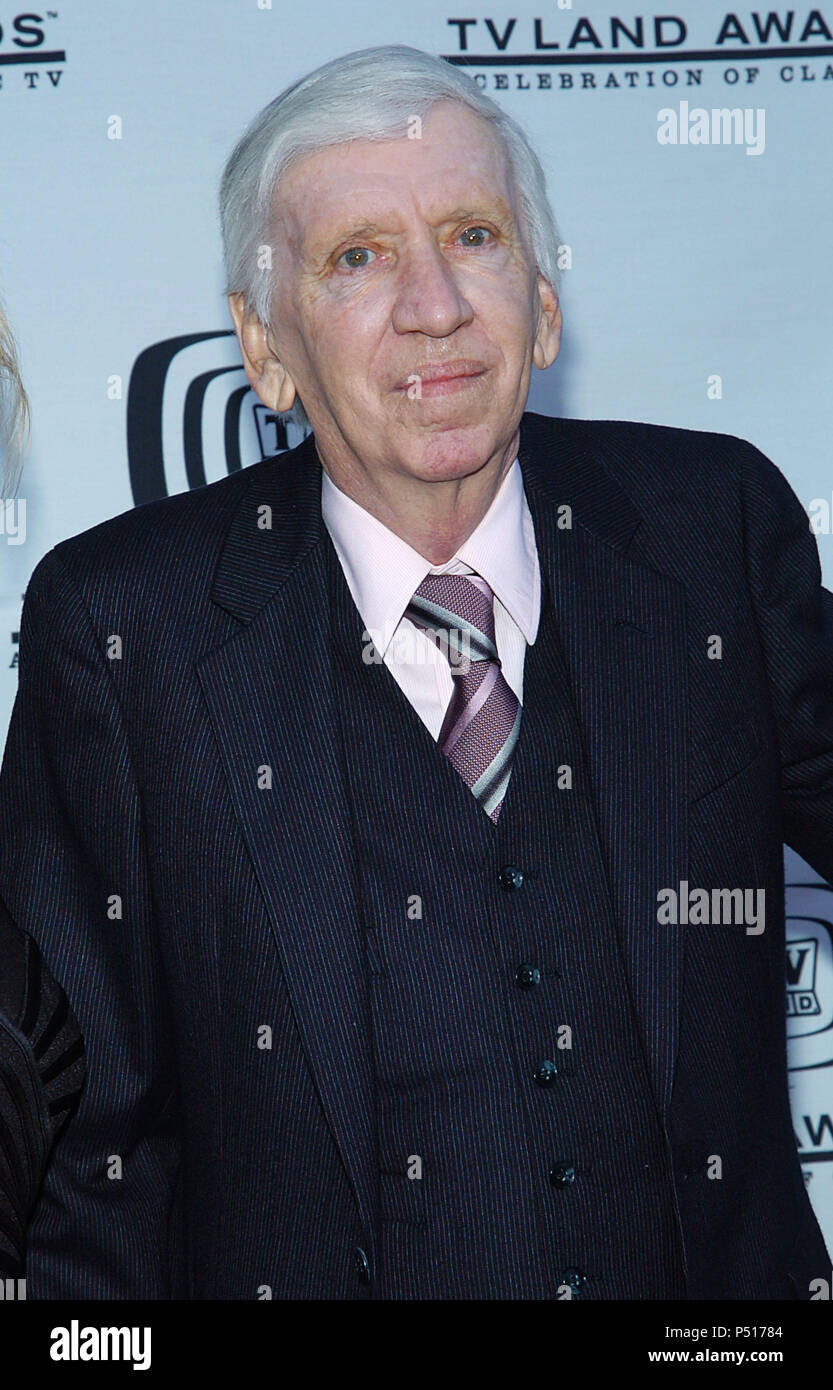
[406,571,498,667]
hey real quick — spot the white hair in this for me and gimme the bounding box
[0,296,29,501]
[219,44,561,432]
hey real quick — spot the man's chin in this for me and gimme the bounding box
[398,424,509,482]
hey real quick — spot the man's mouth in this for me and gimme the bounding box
[396,360,487,395]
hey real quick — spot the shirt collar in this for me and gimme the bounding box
[321,457,540,660]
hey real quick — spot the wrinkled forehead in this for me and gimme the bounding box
[271,102,522,256]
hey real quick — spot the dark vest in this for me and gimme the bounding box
[326,525,688,1300]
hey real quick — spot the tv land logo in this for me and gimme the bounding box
[788,935,823,1018]
[126,331,308,505]
[786,881,833,1070]
[0,11,66,92]
[443,7,833,92]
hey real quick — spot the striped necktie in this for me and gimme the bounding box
[404,572,522,823]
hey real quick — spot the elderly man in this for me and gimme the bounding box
[1,44,831,1301]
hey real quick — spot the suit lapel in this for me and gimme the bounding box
[519,419,689,1116]
[196,435,378,1232]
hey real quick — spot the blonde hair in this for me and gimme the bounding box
[0,298,30,501]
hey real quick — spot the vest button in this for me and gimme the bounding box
[498,865,524,891]
[560,1266,587,1290]
[533,1060,558,1086]
[549,1161,576,1188]
[354,1246,372,1285]
[515,963,541,989]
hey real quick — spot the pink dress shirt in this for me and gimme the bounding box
[321,458,541,740]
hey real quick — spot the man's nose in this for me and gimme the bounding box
[390,240,474,338]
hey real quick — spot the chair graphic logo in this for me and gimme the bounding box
[786,881,833,1071]
[126,331,308,505]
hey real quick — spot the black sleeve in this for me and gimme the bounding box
[0,548,183,1297]
[0,901,86,1277]
[740,438,833,881]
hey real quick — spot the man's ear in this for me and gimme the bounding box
[532,275,562,371]
[227,292,297,414]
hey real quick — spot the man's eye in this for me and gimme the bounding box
[338,246,375,269]
[458,226,492,247]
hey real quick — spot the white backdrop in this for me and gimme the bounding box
[1,0,832,1260]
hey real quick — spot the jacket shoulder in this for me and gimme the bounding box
[522,410,765,495]
[35,450,291,604]
[519,412,793,557]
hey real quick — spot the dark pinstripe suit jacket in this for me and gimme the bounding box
[0,411,831,1298]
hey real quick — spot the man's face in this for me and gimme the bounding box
[243,100,560,488]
